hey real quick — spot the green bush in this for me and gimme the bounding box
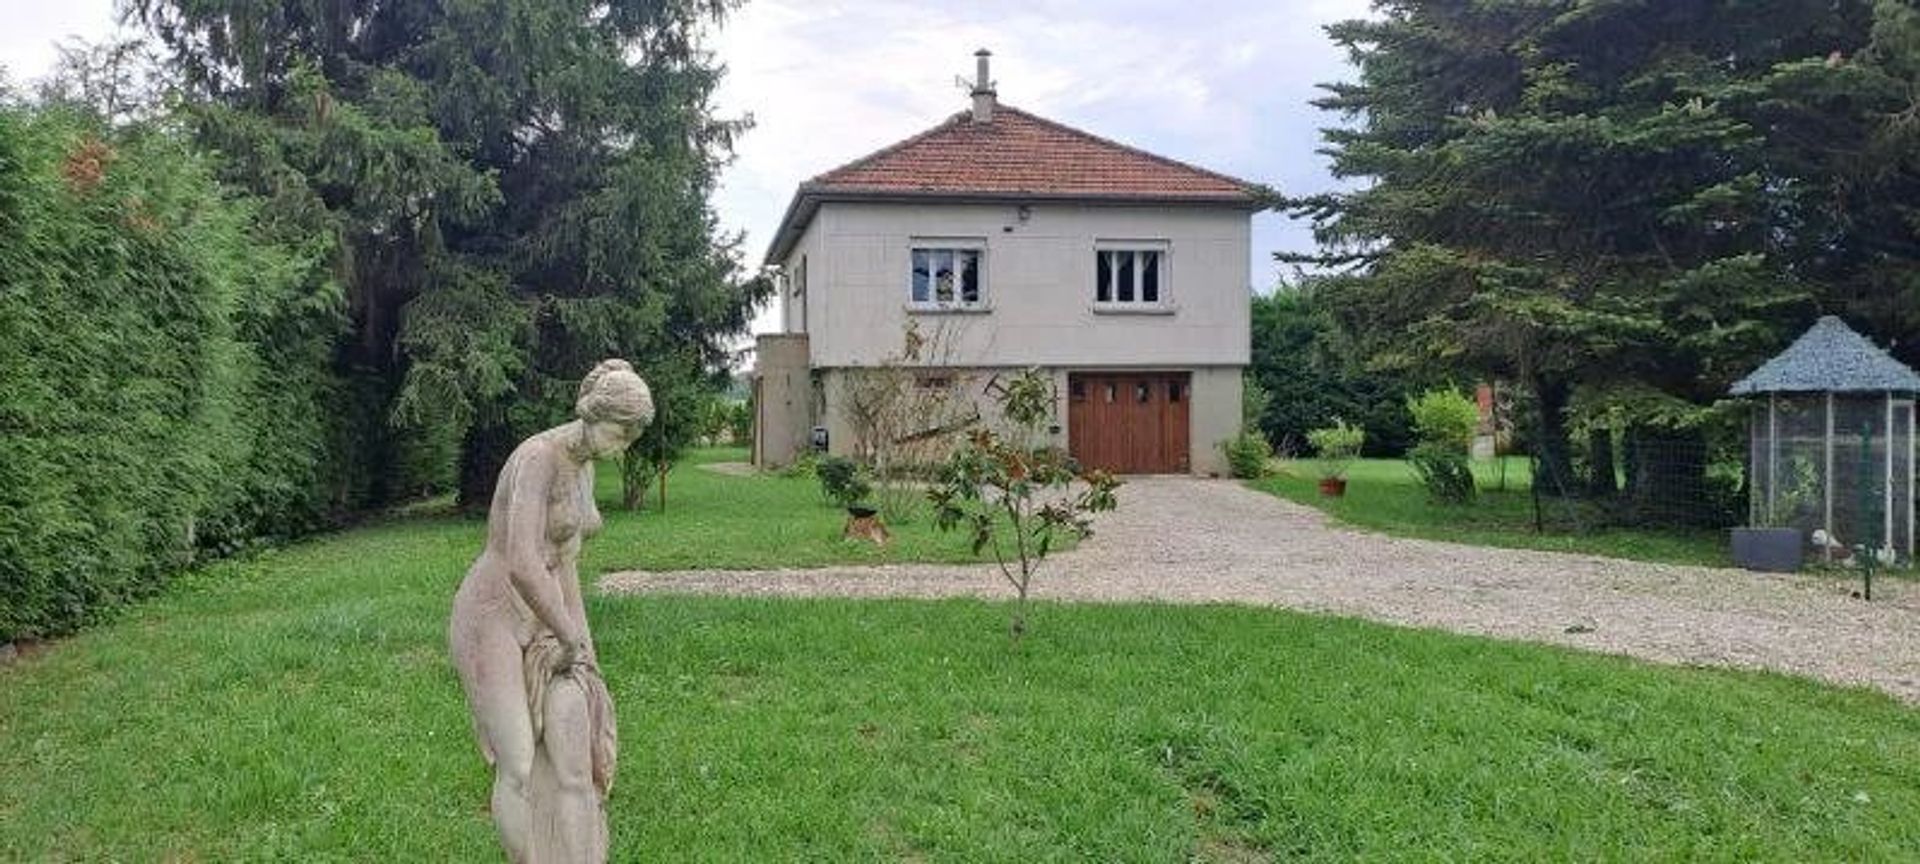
[1222,431,1273,479]
[1407,389,1479,451]
[726,399,753,445]
[1248,289,1420,456]
[0,108,341,640]
[1406,389,1479,504]
[1408,442,1477,504]
[779,451,819,480]
[815,456,871,509]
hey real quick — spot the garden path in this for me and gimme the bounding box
[601,477,1920,704]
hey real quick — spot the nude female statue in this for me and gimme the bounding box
[450,359,653,863]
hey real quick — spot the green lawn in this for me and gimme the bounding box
[4,449,1919,860]
[1254,458,1733,567]
[587,447,1019,571]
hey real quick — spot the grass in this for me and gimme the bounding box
[4,448,1919,859]
[586,447,1031,571]
[1253,458,1733,567]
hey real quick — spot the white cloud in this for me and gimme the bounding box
[0,0,121,87]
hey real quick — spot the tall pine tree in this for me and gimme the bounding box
[1288,0,1905,517]
[130,0,769,507]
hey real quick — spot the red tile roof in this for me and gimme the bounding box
[767,105,1263,263]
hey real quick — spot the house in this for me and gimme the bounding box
[753,51,1260,475]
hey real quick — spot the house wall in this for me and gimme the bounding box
[1188,366,1242,476]
[751,333,812,468]
[780,219,826,335]
[815,363,1241,476]
[798,201,1251,369]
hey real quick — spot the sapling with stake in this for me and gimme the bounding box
[929,368,1120,639]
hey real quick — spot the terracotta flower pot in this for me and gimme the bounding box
[1317,477,1347,497]
[843,506,889,546]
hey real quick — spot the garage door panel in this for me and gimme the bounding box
[1068,372,1190,474]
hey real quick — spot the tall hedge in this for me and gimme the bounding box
[0,108,343,640]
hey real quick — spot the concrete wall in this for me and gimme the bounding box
[816,366,1067,468]
[795,202,1251,369]
[1187,366,1243,476]
[816,363,1240,476]
[752,333,813,468]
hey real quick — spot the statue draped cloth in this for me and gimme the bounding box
[512,636,618,860]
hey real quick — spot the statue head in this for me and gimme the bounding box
[575,359,655,457]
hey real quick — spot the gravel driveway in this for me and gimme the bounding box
[601,476,1920,704]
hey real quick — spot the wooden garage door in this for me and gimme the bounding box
[1067,373,1191,474]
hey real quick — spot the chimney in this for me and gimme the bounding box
[971,49,996,123]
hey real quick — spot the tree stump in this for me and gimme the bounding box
[843,508,890,546]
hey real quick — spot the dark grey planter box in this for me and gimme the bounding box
[1731,527,1803,572]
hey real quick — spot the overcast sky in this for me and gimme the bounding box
[1,0,1369,334]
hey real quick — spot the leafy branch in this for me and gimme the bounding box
[927,369,1119,639]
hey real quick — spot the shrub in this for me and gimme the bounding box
[1241,374,1272,428]
[1406,389,1479,504]
[1222,431,1273,479]
[726,399,753,445]
[778,450,819,480]
[816,456,871,509]
[0,108,343,640]
[1305,421,1365,480]
[1248,289,1421,457]
[1407,389,1479,451]
[1408,442,1477,504]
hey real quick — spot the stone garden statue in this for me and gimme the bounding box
[450,359,653,863]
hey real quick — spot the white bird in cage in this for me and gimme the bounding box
[1875,545,1898,568]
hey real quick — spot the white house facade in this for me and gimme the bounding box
[753,52,1259,476]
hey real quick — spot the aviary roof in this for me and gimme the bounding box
[766,105,1263,263]
[1729,316,1920,395]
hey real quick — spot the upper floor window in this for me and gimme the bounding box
[1095,245,1168,307]
[911,246,983,308]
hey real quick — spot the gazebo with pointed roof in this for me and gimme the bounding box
[1731,316,1918,564]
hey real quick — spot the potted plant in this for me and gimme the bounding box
[818,456,888,544]
[816,455,872,510]
[1305,420,1364,497]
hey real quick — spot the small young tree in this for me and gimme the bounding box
[620,357,712,512]
[928,368,1120,639]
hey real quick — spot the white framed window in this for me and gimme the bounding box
[1094,242,1170,309]
[910,243,985,309]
